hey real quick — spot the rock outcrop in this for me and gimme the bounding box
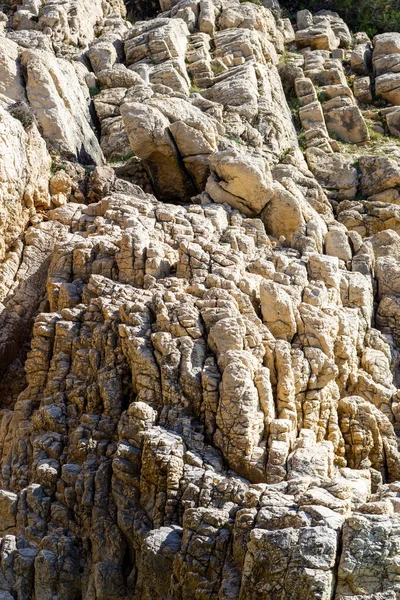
[2,1,400,599]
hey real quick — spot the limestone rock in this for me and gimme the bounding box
[296,15,340,51]
[374,33,400,105]
[21,49,103,163]
[354,76,373,103]
[120,97,219,200]
[306,147,358,200]
[1,1,400,598]
[351,43,372,75]
[323,100,369,144]
[0,37,25,102]
[206,150,272,216]
[0,106,51,260]
[0,490,17,533]
[360,155,400,196]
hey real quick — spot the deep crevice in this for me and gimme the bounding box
[124,0,161,23]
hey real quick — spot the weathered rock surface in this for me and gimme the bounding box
[21,49,104,163]
[3,1,400,599]
[374,33,400,105]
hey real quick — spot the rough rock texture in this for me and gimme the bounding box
[3,1,400,599]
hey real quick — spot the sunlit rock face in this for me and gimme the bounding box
[3,0,400,598]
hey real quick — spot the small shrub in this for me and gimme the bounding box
[316,88,330,103]
[279,0,400,38]
[89,86,101,98]
[211,62,226,75]
[9,101,35,129]
[109,151,136,165]
[230,136,244,145]
[51,161,68,176]
[288,97,300,112]
[298,131,307,151]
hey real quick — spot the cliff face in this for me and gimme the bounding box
[1,1,400,599]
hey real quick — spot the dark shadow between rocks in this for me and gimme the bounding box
[124,0,161,22]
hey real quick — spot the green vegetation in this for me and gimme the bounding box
[51,161,68,176]
[280,148,293,161]
[368,127,385,142]
[327,129,342,142]
[288,97,301,114]
[109,151,136,166]
[227,136,245,146]
[189,84,202,93]
[9,101,35,129]
[298,131,307,151]
[280,0,400,37]
[316,87,330,103]
[89,86,101,98]
[211,62,226,75]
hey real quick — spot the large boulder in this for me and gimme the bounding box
[87,40,118,76]
[219,1,284,52]
[121,97,220,200]
[382,106,400,137]
[121,102,196,201]
[261,182,327,251]
[351,43,372,76]
[360,155,400,196]
[354,76,373,104]
[306,147,358,200]
[296,17,339,51]
[124,18,189,66]
[323,99,369,144]
[206,150,273,216]
[373,32,400,58]
[0,489,17,533]
[21,49,103,164]
[375,73,400,105]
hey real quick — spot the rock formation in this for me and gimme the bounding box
[2,0,400,598]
